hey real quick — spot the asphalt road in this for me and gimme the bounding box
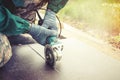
[0,24,120,80]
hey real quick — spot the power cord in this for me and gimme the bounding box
[36,8,62,38]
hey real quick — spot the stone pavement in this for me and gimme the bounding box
[0,26,120,80]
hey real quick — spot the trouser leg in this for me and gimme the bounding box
[0,33,12,67]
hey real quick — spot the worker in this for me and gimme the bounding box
[0,0,68,67]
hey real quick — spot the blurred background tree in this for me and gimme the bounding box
[58,0,120,49]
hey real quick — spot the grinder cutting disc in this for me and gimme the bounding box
[44,45,56,67]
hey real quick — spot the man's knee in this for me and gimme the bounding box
[0,33,12,67]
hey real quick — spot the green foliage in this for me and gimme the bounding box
[59,0,120,34]
[113,36,120,43]
[58,0,120,49]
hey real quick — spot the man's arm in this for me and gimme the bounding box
[0,6,30,36]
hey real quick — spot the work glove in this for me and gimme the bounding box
[42,9,58,31]
[29,9,58,45]
[47,0,68,13]
[28,24,57,45]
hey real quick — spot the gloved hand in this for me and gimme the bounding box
[28,24,58,45]
[29,9,58,46]
[42,9,58,31]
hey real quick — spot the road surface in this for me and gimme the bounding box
[0,24,120,80]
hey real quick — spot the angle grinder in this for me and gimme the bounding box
[44,36,63,67]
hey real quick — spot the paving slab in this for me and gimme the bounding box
[0,26,120,80]
[0,44,64,80]
[0,38,120,80]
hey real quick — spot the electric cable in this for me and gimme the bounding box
[36,8,62,38]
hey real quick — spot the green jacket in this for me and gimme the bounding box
[0,0,30,36]
[48,0,68,13]
[0,0,68,35]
